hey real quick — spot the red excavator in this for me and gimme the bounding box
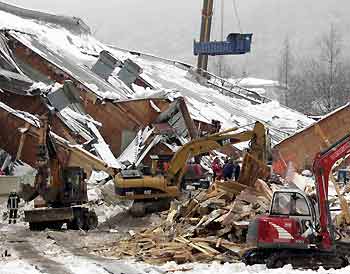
[244,133,350,269]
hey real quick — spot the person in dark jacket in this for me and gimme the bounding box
[234,162,241,181]
[223,159,235,180]
[7,191,20,224]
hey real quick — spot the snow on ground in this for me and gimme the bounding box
[87,177,131,225]
[0,260,42,274]
[2,256,350,274]
[129,260,350,274]
[48,255,111,274]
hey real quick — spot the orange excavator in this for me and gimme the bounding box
[19,114,116,230]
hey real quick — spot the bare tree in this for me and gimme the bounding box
[287,24,350,115]
[319,24,343,111]
[277,37,294,106]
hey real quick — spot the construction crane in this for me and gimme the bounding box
[195,0,252,76]
[244,132,350,269]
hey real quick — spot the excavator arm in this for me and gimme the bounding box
[313,132,350,248]
[19,115,118,202]
[167,121,267,185]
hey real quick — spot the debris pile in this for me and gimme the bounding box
[93,180,273,264]
[87,172,131,226]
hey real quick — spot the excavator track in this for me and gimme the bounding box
[27,207,98,231]
[129,199,171,217]
[243,248,349,269]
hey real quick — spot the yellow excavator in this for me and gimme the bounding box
[114,121,270,216]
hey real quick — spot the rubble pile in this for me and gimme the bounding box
[93,180,273,264]
[87,174,132,227]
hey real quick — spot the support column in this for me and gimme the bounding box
[197,0,214,76]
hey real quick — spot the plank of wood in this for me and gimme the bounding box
[201,209,226,227]
[175,237,213,255]
[216,238,222,248]
[255,179,273,201]
[330,173,350,224]
[16,124,30,160]
[195,242,220,254]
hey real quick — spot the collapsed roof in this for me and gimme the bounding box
[0,2,315,167]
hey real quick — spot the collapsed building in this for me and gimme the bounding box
[0,2,316,180]
[4,0,350,217]
[2,2,350,270]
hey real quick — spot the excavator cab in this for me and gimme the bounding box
[270,190,315,220]
[269,189,317,235]
[246,189,320,253]
[60,167,87,206]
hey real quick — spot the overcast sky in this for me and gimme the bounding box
[3,0,350,79]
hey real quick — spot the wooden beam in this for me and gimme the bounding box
[15,123,30,160]
[330,173,350,224]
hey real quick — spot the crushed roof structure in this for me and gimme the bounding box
[0,2,315,168]
[107,47,313,146]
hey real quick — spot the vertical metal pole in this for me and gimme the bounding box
[219,0,224,77]
[197,0,214,76]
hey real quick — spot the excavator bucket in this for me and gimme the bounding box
[238,153,270,187]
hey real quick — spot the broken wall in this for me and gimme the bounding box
[273,104,350,175]
[0,108,39,167]
[0,92,82,144]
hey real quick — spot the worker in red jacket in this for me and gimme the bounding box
[211,157,223,181]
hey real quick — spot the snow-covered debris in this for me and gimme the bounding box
[105,52,313,146]
[87,187,103,203]
[0,102,40,127]
[86,179,130,226]
[292,172,315,192]
[117,127,154,166]
[11,161,35,177]
[87,122,122,169]
[230,77,281,88]
[301,170,313,177]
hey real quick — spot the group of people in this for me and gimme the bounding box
[212,157,240,181]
